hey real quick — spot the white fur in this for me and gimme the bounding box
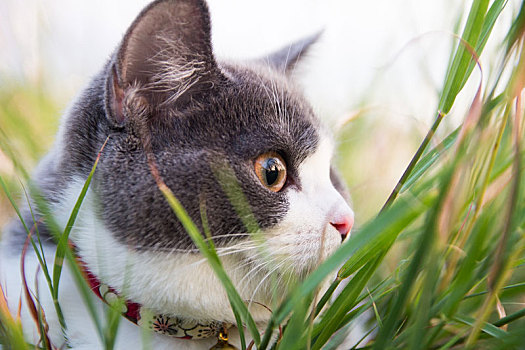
[147,33,207,106]
[0,136,353,349]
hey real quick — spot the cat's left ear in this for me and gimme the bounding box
[262,31,322,74]
[105,0,220,126]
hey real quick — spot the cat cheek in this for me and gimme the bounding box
[258,137,355,271]
[257,186,353,273]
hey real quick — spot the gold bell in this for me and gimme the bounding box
[209,331,239,350]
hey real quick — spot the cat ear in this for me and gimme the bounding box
[262,31,322,74]
[105,0,218,125]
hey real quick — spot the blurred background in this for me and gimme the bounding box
[0,0,520,227]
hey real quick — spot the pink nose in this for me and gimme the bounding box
[331,215,354,241]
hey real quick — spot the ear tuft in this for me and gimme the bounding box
[105,0,218,125]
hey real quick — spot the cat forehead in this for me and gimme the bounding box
[224,63,320,138]
[220,61,306,106]
[146,61,322,166]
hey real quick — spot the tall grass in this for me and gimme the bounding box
[1,0,525,349]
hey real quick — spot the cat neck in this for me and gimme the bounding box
[72,240,233,340]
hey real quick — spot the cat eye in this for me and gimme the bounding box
[254,152,287,192]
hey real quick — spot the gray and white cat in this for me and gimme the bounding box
[0,0,354,349]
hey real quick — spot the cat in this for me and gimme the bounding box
[0,0,354,349]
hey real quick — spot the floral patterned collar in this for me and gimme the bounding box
[71,243,236,347]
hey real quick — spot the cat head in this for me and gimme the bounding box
[65,0,353,276]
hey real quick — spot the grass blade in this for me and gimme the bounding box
[148,158,260,348]
[438,0,488,114]
[52,137,108,300]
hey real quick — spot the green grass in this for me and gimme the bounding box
[1,0,525,349]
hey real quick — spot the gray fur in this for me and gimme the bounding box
[6,0,346,252]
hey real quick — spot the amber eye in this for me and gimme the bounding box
[254,152,287,192]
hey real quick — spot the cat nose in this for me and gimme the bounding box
[330,211,354,241]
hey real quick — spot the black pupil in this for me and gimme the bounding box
[264,158,280,186]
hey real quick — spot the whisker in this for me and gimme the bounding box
[247,257,295,309]
[203,233,251,241]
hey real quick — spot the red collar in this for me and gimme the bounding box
[71,242,230,340]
